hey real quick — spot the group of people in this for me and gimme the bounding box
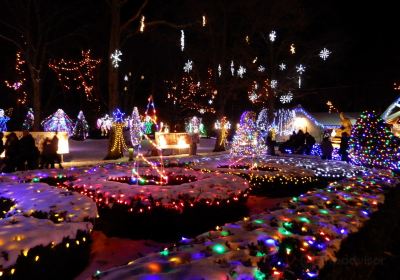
[0,131,62,173]
[279,130,316,155]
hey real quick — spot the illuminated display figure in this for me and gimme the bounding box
[41,109,74,136]
[0,109,10,132]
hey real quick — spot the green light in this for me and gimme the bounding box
[256,251,266,257]
[319,209,329,214]
[298,217,311,224]
[220,231,229,237]
[254,219,264,224]
[58,174,63,179]
[292,197,298,202]
[32,178,40,183]
[278,227,292,236]
[212,244,226,254]
[254,268,266,280]
[335,205,341,209]
[94,270,101,276]
[160,248,169,256]
[283,221,293,229]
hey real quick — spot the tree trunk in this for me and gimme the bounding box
[108,0,121,113]
[30,67,41,131]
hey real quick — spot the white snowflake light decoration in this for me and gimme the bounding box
[279,63,286,71]
[249,92,258,103]
[319,48,331,60]
[218,64,222,77]
[183,60,193,73]
[237,66,246,78]
[258,65,266,72]
[296,64,306,74]
[110,49,122,68]
[269,30,277,42]
[180,30,185,51]
[202,15,207,27]
[230,61,235,76]
[208,99,213,104]
[280,92,293,104]
[271,79,278,89]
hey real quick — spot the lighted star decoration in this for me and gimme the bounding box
[218,64,222,77]
[180,30,185,51]
[296,64,306,74]
[280,92,293,104]
[258,65,266,72]
[290,43,296,54]
[279,63,286,71]
[237,66,246,78]
[270,79,278,89]
[183,60,193,73]
[269,30,277,42]
[230,61,235,76]
[319,48,331,60]
[110,49,122,68]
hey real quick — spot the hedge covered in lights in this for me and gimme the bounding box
[92,169,398,280]
[0,183,97,279]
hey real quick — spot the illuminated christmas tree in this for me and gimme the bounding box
[105,109,127,159]
[72,110,89,140]
[129,107,142,147]
[22,108,34,131]
[348,111,400,170]
[41,109,74,136]
[230,111,266,156]
[0,109,10,132]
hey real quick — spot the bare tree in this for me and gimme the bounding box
[0,0,91,130]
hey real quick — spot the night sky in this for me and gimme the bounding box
[0,0,398,130]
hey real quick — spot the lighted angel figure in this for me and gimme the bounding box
[41,109,74,136]
[97,114,113,136]
[0,109,10,132]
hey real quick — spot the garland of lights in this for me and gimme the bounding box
[41,109,74,136]
[4,52,28,105]
[49,50,101,100]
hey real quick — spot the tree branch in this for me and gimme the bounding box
[0,34,22,49]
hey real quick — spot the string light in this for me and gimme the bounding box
[180,30,185,51]
[279,63,286,71]
[269,30,277,42]
[230,61,235,76]
[290,43,296,54]
[319,48,331,60]
[129,107,142,146]
[258,65,265,72]
[218,64,222,77]
[183,60,193,73]
[237,65,246,78]
[326,100,339,113]
[247,80,271,105]
[202,15,206,27]
[140,15,145,32]
[5,52,28,105]
[49,50,101,100]
[105,109,128,159]
[166,69,217,114]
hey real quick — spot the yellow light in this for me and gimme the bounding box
[35,256,39,262]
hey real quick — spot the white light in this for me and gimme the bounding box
[230,61,234,76]
[249,92,258,102]
[218,64,222,77]
[208,99,213,104]
[279,63,286,71]
[180,30,185,51]
[199,108,205,114]
[202,15,206,27]
[183,60,193,73]
[296,64,306,74]
[290,43,296,54]
[319,48,331,60]
[124,75,128,81]
[252,57,258,63]
[110,49,122,68]
[140,16,145,33]
[279,91,293,104]
[237,65,246,78]
[269,30,277,42]
[177,136,189,148]
[258,65,265,72]
[271,80,278,89]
